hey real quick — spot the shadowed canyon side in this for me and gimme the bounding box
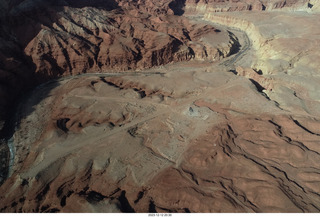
[0,0,243,137]
[1,0,320,213]
[0,0,239,182]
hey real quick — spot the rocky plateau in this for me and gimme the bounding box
[0,0,320,213]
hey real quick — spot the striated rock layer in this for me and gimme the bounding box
[184,0,310,13]
[1,0,320,213]
[0,0,313,130]
[1,62,320,212]
[0,0,248,135]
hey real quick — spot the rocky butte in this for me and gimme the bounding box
[0,0,320,213]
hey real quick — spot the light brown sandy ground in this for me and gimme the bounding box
[205,11,320,116]
[1,9,320,213]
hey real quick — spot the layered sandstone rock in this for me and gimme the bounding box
[185,0,310,13]
[0,0,313,133]
[204,10,320,116]
[1,0,320,213]
[1,63,320,212]
[0,0,238,136]
[204,11,320,75]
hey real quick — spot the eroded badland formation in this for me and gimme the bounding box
[1,0,320,213]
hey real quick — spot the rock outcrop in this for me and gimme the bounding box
[309,0,320,12]
[185,0,310,13]
[1,65,320,212]
[0,0,313,133]
[1,0,320,213]
[0,0,246,136]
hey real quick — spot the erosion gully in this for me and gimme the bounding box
[0,15,252,185]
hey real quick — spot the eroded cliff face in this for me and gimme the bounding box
[0,0,313,133]
[204,11,320,75]
[185,0,310,13]
[0,0,245,134]
[1,0,320,213]
[1,64,320,212]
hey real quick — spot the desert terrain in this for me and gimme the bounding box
[0,0,320,213]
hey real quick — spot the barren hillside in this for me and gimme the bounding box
[0,0,320,213]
